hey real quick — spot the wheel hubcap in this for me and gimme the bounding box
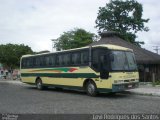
[88,84,95,94]
[37,81,42,89]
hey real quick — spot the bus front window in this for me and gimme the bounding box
[111,51,137,71]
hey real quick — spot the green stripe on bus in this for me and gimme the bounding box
[21,73,99,78]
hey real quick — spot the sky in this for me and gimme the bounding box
[0,0,160,53]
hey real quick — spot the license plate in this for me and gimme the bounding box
[128,85,132,88]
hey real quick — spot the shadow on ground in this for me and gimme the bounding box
[25,86,132,98]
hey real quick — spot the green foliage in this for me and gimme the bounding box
[54,28,96,51]
[0,44,33,69]
[152,80,160,86]
[95,0,149,46]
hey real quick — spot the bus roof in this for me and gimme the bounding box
[21,44,133,58]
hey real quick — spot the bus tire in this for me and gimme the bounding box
[36,78,44,90]
[86,81,97,96]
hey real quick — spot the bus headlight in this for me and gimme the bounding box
[135,79,139,82]
[114,80,124,84]
[114,80,118,83]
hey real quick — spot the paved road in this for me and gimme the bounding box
[0,80,160,114]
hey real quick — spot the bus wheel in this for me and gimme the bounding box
[86,81,97,96]
[36,78,43,90]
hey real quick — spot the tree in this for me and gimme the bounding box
[54,28,97,51]
[95,0,149,46]
[0,44,33,69]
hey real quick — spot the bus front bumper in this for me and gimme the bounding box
[112,82,139,92]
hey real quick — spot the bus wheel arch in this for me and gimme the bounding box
[83,79,98,96]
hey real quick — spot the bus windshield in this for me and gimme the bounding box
[110,51,137,71]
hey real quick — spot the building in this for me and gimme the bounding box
[90,31,160,82]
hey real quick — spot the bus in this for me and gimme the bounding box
[20,44,139,96]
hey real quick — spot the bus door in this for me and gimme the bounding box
[99,53,110,79]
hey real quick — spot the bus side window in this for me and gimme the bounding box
[32,57,35,67]
[56,55,59,66]
[45,56,50,66]
[64,53,70,66]
[26,58,30,68]
[30,58,34,67]
[48,56,52,66]
[51,55,56,66]
[39,56,44,67]
[25,58,32,68]
[35,57,39,67]
[81,51,89,65]
[61,55,65,65]
[22,58,26,68]
[71,52,80,65]
[58,54,64,66]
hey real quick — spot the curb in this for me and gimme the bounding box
[0,80,22,84]
[129,91,160,97]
